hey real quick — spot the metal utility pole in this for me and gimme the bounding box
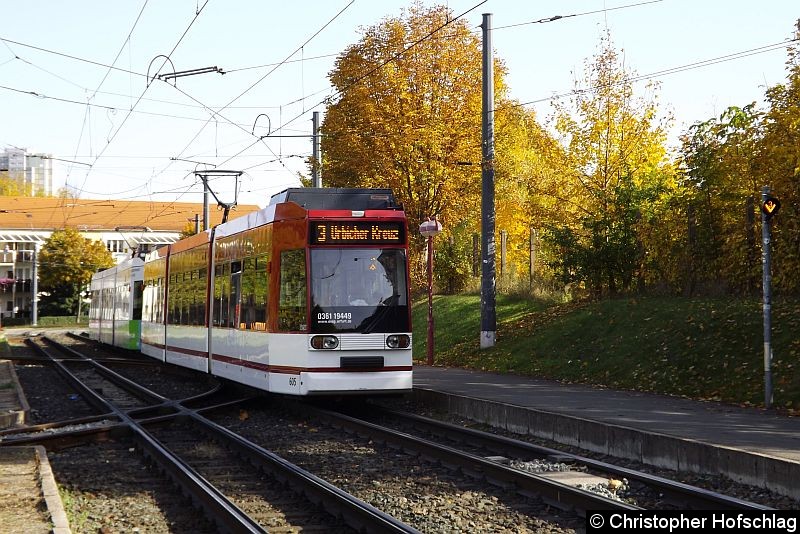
[530,227,537,292]
[760,186,781,409]
[31,243,38,327]
[480,13,496,349]
[312,111,322,188]
[203,181,210,231]
[420,219,443,365]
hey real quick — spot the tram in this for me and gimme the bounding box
[92,188,412,396]
[88,256,144,350]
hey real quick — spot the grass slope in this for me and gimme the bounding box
[412,295,800,410]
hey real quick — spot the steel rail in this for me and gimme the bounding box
[288,401,639,515]
[0,414,117,437]
[31,335,421,533]
[25,338,266,533]
[178,411,422,534]
[0,422,130,449]
[42,336,169,405]
[370,406,774,511]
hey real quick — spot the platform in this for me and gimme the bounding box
[413,365,800,500]
[0,359,28,429]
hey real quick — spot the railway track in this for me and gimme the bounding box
[7,334,421,533]
[1,333,780,532]
[350,404,774,511]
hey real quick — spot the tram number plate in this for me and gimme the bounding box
[288,376,297,387]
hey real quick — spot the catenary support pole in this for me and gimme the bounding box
[203,179,210,231]
[32,243,38,327]
[480,13,496,349]
[312,111,322,188]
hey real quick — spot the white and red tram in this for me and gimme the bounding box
[134,187,412,396]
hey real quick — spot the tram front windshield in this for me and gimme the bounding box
[310,248,408,333]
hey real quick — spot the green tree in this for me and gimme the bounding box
[679,104,763,295]
[545,33,674,296]
[676,21,800,295]
[756,21,800,293]
[38,228,115,316]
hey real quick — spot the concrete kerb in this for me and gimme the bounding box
[413,387,800,500]
[35,446,72,534]
[0,358,29,428]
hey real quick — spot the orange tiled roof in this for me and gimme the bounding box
[0,196,262,232]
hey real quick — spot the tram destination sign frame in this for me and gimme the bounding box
[310,221,405,245]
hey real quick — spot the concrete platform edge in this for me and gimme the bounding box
[10,359,30,421]
[414,387,800,500]
[0,360,28,428]
[35,445,72,534]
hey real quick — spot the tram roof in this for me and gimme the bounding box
[269,188,400,211]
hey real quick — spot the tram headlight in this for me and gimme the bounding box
[311,335,339,350]
[386,334,410,349]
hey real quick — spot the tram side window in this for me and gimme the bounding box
[167,274,178,324]
[255,255,268,326]
[156,277,164,323]
[103,288,110,321]
[239,258,254,329]
[115,285,123,320]
[174,273,183,325]
[195,267,207,326]
[181,272,191,325]
[188,271,198,325]
[230,261,242,329]
[278,249,306,332]
[133,280,143,320]
[142,280,150,322]
[213,263,230,328]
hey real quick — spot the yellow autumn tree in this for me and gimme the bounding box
[0,171,33,196]
[493,102,572,287]
[321,3,504,289]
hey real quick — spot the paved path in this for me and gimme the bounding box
[414,366,800,462]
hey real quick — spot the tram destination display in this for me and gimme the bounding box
[310,221,405,245]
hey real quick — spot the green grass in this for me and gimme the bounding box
[413,295,800,410]
[58,486,90,531]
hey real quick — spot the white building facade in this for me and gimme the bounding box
[0,148,53,196]
[0,230,178,322]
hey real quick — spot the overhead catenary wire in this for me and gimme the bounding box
[494,0,664,30]
[2,1,796,230]
[68,0,150,183]
[512,37,800,109]
[78,0,211,175]
[166,0,356,166]
[5,34,793,157]
[207,0,491,176]
[144,1,357,222]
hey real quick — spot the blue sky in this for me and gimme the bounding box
[0,1,797,209]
